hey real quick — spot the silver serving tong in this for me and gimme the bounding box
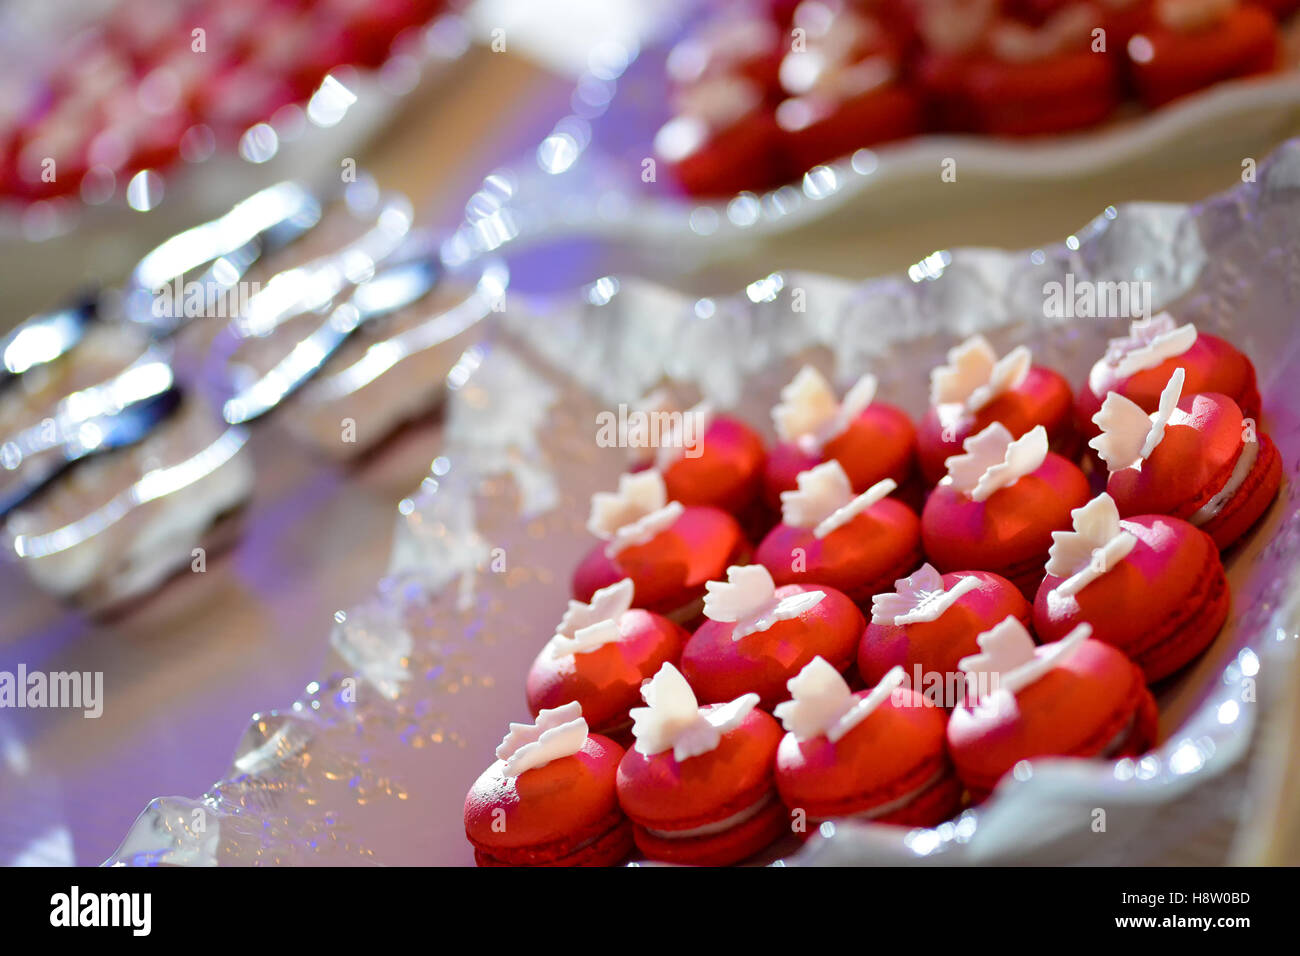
[0,292,101,390]
[124,181,323,335]
[221,254,443,425]
[0,355,182,518]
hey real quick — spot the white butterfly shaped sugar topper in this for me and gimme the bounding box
[496,701,589,777]
[628,389,714,469]
[587,470,685,556]
[930,335,1032,413]
[943,423,1049,502]
[870,562,981,626]
[1100,313,1197,380]
[703,565,825,641]
[548,578,636,658]
[780,460,896,538]
[629,662,759,761]
[771,365,877,455]
[775,657,908,743]
[1044,493,1137,599]
[957,617,1091,706]
[1089,367,1184,473]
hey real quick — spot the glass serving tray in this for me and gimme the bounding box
[107,138,1300,867]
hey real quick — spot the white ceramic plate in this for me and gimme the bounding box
[107,136,1300,867]
[443,16,1300,268]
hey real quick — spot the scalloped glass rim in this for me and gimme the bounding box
[106,138,1300,867]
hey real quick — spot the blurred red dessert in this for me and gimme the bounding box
[1125,0,1280,108]
[964,4,1122,135]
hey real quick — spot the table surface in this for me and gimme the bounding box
[1,2,1297,866]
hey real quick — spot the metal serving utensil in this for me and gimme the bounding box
[221,254,442,425]
[124,181,323,335]
[0,293,101,390]
[0,356,182,518]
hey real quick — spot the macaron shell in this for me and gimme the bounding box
[1197,431,1282,551]
[921,452,1091,584]
[631,793,789,866]
[963,49,1121,137]
[572,506,748,615]
[947,640,1152,796]
[1106,393,1245,520]
[858,570,1031,689]
[526,610,690,734]
[756,499,922,605]
[762,401,917,509]
[662,415,767,515]
[473,816,634,867]
[1126,5,1279,109]
[617,706,783,831]
[1035,514,1228,683]
[465,735,626,857]
[775,688,953,822]
[779,83,923,183]
[1079,332,1260,440]
[918,365,1075,485]
[681,585,866,709]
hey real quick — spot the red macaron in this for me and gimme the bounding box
[573,470,749,621]
[681,564,866,710]
[774,659,963,829]
[859,563,1032,699]
[963,8,1122,136]
[627,396,768,518]
[763,366,917,509]
[465,703,633,866]
[947,619,1159,801]
[909,0,997,131]
[1076,314,1261,441]
[617,663,786,865]
[922,423,1091,598]
[526,578,690,740]
[1034,492,1228,682]
[918,335,1075,486]
[656,76,786,197]
[775,58,923,172]
[1089,368,1281,549]
[1124,0,1279,109]
[757,461,921,605]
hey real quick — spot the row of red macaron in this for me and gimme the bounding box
[659,0,1295,197]
[574,312,1276,614]
[466,610,1155,866]
[463,313,1280,865]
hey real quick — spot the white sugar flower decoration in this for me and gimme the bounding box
[587,470,685,556]
[1089,367,1184,473]
[630,662,759,761]
[775,658,907,743]
[870,563,981,626]
[703,564,825,640]
[779,460,896,537]
[655,400,713,470]
[1044,493,1137,599]
[772,365,877,454]
[624,389,674,463]
[548,578,635,658]
[943,423,1048,502]
[958,617,1091,704]
[1102,313,1197,379]
[930,335,1031,412]
[496,701,589,777]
